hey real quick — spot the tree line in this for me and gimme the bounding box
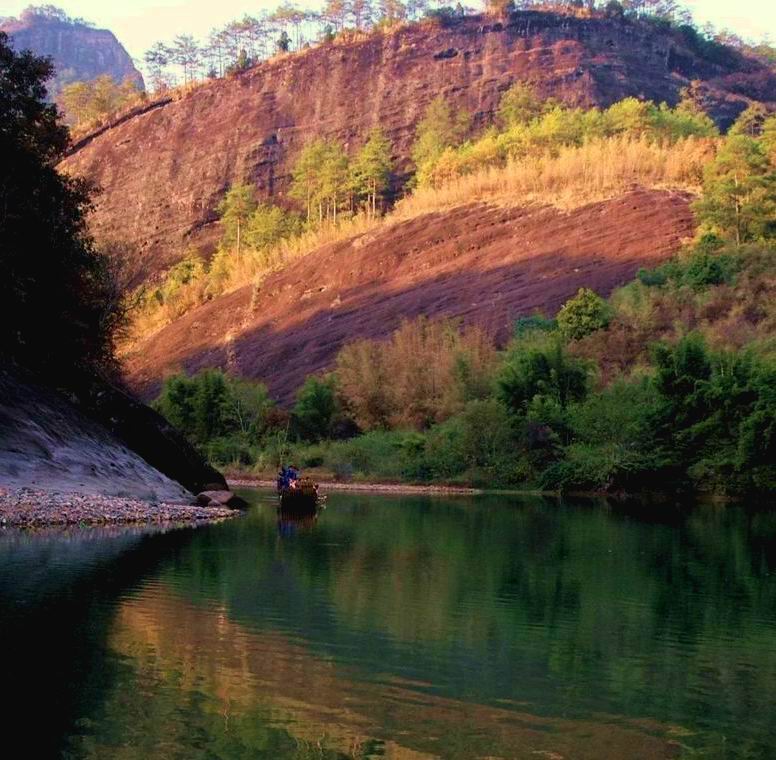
[141,0,452,91]
[217,126,394,249]
[141,0,724,92]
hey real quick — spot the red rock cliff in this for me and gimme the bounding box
[60,12,774,280]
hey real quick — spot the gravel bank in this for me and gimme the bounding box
[230,479,481,496]
[0,488,236,528]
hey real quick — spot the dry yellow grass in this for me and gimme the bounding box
[121,213,382,351]
[394,135,717,219]
[122,135,717,351]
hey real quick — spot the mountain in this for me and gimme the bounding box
[0,6,144,96]
[60,11,775,282]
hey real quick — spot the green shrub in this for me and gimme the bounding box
[154,369,279,451]
[557,288,612,340]
[497,334,589,417]
[514,314,557,337]
[292,375,338,442]
[540,442,648,492]
[637,243,739,292]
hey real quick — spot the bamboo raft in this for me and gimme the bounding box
[278,477,321,512]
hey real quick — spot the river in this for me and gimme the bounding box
[2,489,776,758]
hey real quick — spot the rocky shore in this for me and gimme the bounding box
[0,488,236,528]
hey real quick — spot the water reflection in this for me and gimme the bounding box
[3,492,776,758]
[277,504,323,537]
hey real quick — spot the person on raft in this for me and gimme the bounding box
[276,465,301,492]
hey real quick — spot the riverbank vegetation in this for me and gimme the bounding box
[150,101,776,496]
[155,240,776,496]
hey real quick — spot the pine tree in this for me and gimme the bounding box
[143,42,171,91]
[729,103,770,138]
[217,183,258,255]
[170,34,201,84]
[350,127,393,217]
[411,95,469,172]
[322,0,348,31]
[694,135,776,245]
[290,139,350,224]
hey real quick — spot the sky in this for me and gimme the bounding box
[2,0,774,63]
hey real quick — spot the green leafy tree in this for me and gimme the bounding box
[349,127,393,217]
[761,115,776,161]
[497,337,589,418]
[646,335,776,492]
[290,140,327,221]
[289,139,349,223]
[217,182,258,254]
[243,204,300,250]
[728,102,770,138]
[292,376,338,441]
[144,42,171,91]
[170,34,201,83]
[318,140,349,222]
[58,75,141,127]
[223,378,275,437]
[154,374,197,434]
[191,369,231,444]
[694,134,776,244]
[557,288,612,341]
[322,0,348,30]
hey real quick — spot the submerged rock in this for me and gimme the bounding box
[195,491,248,509]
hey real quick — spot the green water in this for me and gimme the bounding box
[3,491,776,758]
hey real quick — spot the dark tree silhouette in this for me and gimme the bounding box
[0,31,123,378]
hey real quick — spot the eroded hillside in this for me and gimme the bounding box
[60,12,772,280]
[124,188,694,402]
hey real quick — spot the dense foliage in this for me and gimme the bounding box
[155,231,776,495]
[0,31,123,378]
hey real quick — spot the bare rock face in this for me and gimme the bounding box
[59,12,775,283]
[0,8,144,97]
[0,366,227,499]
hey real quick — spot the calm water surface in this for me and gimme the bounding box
[3,490,776,759]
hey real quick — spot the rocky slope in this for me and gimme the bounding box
[60,12,773,281]
[1,8,144,96]
[0,367,226,501]
[125,188,694,403]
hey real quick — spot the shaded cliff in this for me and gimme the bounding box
[1,8,144,96]
[0,367,226,500]
[124,188,694,403]
[61,12,774,282]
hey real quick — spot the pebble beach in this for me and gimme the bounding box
[0,488,236,528]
